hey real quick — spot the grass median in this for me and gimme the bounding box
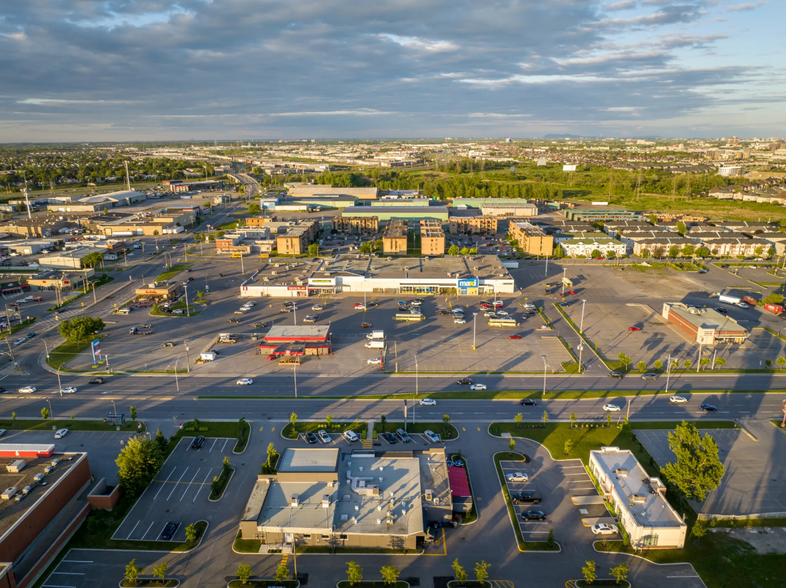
[46,334,106,370]
[155,263,191,282]
[374,421,459,440]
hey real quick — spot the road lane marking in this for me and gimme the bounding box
[167,467,189,500]
[62,560,92,564]
[181,468,201,501]
[154,467,177,499]
[51,572,85,576]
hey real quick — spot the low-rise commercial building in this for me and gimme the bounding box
[589,447,686,550]
[332,216,380,235]
[5,238,64,256]
[287,185,379,200]
[371,199,431,208]
[341,206,449,224]
[134,281,182,301]
[382,220,408,256]
[420,220,445,256]
[564,206,644,223]
[256,325,333,356]
[27,269,94,292]
[662,303,749,344]
[38,247,104,270]
[447,216,498,235]
[508,221,553,256]
[1,219,73,238]
[559,236,626,258]
[480,202,538,217]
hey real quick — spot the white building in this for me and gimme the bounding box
[589,447,687,550]
[718,166,743,177]
[563,164,577,172]
[559,237,627,258]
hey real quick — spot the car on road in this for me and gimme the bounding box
[493,301,504,307]
[317,429,331,444]
[18,386,36,394]
[227,318,241,323]
[343,430,359,443]
[311,304,324,311]
[424,430,441,443]
[454,318,466,324]
[698,269,708,274]
[457,378,474,385]
[737,302,750,309]
[566,290,576,295]
[60,387,77,394]
[521,510,546,521]
[254,323,267,328]
[32,297,43,302]
[669,395,688,404]
[700,403,718,411]
[628,326,641,332]
[283,301,297,308]
[361,322,372,328]
[511,491,541,504]
[304,431,318,444]
[88,378,104,385]
[54,428,69,439]
[236,378,253,386]
[354,303,366,310]
[190,435,205,449]
[419,398,436,406]
[470,384,486,391]
[160,522,180,541]
[0,429,5,437]
[26,332,35,339]
[508,334,522,340]
[13,338,25,346]
[603,404,621,412]
[163,342,175,347]
[497,310,510,316]
[591,523,619,535]
[506,472,529,482]
[714,307,728,314]
[367,357,382,365]
[608,371,623,378]
[382,432,397,444]
[519,398,537,406]
[641,373,659,381]
[303,315,318,324]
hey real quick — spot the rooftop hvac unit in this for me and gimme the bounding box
[631,494,646,504]
[340,514,348,521]
[434,497,440,505]
[6,460,26,473]
[322,495,331,508]
[376,518,382,525]
[615,468,629,477]
[290,493,300,507]
[352,517,358,524]
[33,473,44,484]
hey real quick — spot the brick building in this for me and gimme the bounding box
[276,221,319,255]
[448,216,498,235]
[508,220,554,256]
[420,220,445,256]
[382,220,408,256]
[332,216,379,235]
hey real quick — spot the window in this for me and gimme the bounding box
[302,534,311,539]
[339,534,348,540]
[321,534,330,540]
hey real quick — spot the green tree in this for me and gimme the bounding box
[236,563,252,585]
[715,357,726,369]
[637,360,646,373]
[275,560,290,581]
[546,527,556,547]
[116,437,164,498]
[617,353,631,369]
[11,412,15,422]
[755,246,763,257]
[652,246,665,259]
[582,561,597,585]
[459,247,469,255]
[660,421,725,501]
[570,412,576,428]
[469,247,478,254]
[452,558,468,585]
[654,359,663,371]
[380,563,400,585]
[682,244,695,257]
[308,243,319,257]
[763,292,784,304]
[766,359,773,368]
[700,357,710,370]
[152,562,168,582]
[590,249,603,259]
[41,407,49,420]
[606,250,616,259]
[610,563,629,585]
[359,242,372,253]
[514,413,523,429]
[185,522,198,543]
[509,438,516,453]
[542,410,548,425]
[81,251,104,268]
[248,202,260,214]
[683,359,692,370]
[649,214,658,225]
[692,519,708,539]
[327,414,334,429]
[223,455,231,474]
[474,561,490,585]
[640,248,651,259]
[125,559,143,586]
[266,442,277,471]
[606,412,612,426]
[564,439,573,456]
[696,246,711,257]
[668,245,680,258]
[676,221,687,235]
[58,316,106,344]
[289,412,297,433]
[154,429,168,455]
[448,245,460,255]
[346,561,363,586]
[552,245,565,259]
[442,414,451,437]
[129,406,137,421]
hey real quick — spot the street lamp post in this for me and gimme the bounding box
[174,358,180,392]
[414,354,418,425]
[184,285,190,317]
[540,354,548,397]
[545,254,549,277]
[472,312,478,350]
[294,363,298,399]
[111,399,117,417]
[665,354,672,395]
[561,268,567,296]
[580,299,587,333]
[47,398,54,420]
[56,364,63,396]
[184,340,190,373]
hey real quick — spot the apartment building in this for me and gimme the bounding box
[383,220,408,256]
[420,220,445,256]
[332,216,379,235]
[275,220,318,255]
[559,236,627,258]
[448,215,498,235]
[508,220,554,256]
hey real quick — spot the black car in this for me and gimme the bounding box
[521,510,547,521]
[511,491,542,504]
[0,387,5,393]
[187,276,194,281]
[700,403,718,412]
[367,301,379,307]
[191,435,205,449]
[714,307,728,314]
[608,371,624,378]
[305,431,318,444]
[457,378,474,385]
[88,378,104,385]
[228,318,241,323]
[160,521,180,541]
[520,398,537,406]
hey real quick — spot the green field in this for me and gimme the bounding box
[154,263,191,282]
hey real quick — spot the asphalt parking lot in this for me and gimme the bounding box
[638,424,786,516]
[113,436,233,542]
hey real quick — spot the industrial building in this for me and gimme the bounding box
[563,206,644,222]
[507,220,553,256]
[371,199,431,208]
[37,247,104,270]
[480,202,538,217]
[662,303,749,344]
[287,185,379,200]
[341,206,449,224]
[47,190,147,213]
[420,220,446,256]
[239,447,452,550]
[382,220,408,256]
[589,447,687,550]
[447,215,498,235]
[0,219,75,239]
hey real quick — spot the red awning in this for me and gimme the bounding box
[448,466,471,497]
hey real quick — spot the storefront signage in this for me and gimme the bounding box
[309,278,336,285]
[457,277,478,289]
[287,286,307,291]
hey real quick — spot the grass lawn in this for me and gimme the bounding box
[209,467,233,500]
[174,419,250,451]
[233,529,261,553]
[0,419,145,432]
[154,264,191,282]
[374,422,459,440]
[282,420,367,439]
[46,334,106,369]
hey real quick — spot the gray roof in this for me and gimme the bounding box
[279,448,339,473]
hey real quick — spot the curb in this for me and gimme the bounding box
[227,581,300,588]
[450,453,479,526]
[208,468,235,502]
[592,541,708,586]
[120,579,181,588]
[233,422,251,454]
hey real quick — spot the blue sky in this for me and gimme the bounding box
[0,0,783,141]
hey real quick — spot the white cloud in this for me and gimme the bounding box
[381,34,459,53]
[17,98,139,105]
[726,1,767,11]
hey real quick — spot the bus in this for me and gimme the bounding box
[395,312,426,322]
[488,318,518,327]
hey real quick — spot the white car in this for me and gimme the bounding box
[591,523,619,535]
[317,429,331,444]
[60,387,77,394]
[18,386,36,394]
[13,338,25,346]
[343,430,359,442]
[603,404,621,412]
[354,304,366,311]
[0,429,5,437]
[424,430,441,443]
[312,304,324,311]
[419,398,436,406]
[496,311,510,317]
[236,378,254,385]
[54,428,69,439]
[454,318,466,324]
[367,357,382,365]
[669,395,688,404]
[470,384,487,391]
[506,472,529,482]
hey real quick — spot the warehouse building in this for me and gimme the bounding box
[239,447,451,550]
[371,199,431,208]
[341,206,449,224]
[662,303,749,344]
[480,202,538,217]
[589,447,687,550]
[287,185,379,200]
[382,220,408,256]
[38,247,104,270]
[507,220,553,256]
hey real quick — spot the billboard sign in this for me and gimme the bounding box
[457,277,478,289]
[90,338,101,364]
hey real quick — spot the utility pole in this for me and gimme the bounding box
[472,312,478,350]
[579,299,587,333]
[665,354,672,394]
[545,254,549,277]
[184,340,191,373]
[174,357,180,392]
[92,282,97,304]
[57,365,63,396]
[561,268,567,296]
[414,354,418,425]
[294,363,298,399]
[540,355,548,397]
[184,284,190,317]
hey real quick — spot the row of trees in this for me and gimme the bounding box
[617,353,730,372]
[582,560,629,585]
[447,245,478,256]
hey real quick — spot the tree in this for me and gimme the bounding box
[552,245,565,259]
[660,421,725,501]
[469,247,478,254]
[683,359,692,370]
[649,214,658,225]
[696,246,711,258]
[509,438,516,452]
[223,455,231,474]
[514,413,523,429]
[248,202,260,214]
[637,360,646,373]
[764,292,784,305]
[474,561,490,585]
[700,357,710,370]
[448,244,460,255]
[582,561,597,585]
[346,561,363,586]
[715,357,726,369]
[654,359,663,371]
[542,410,549,425]
[125,559,143,586]
[236,563,252,585]
[289,412,297,433]
[359,242,372,253]
[380,563,400,585]
[617,353,631,369]
[682,244,695,257]
[652,246,665,259]
[640,248,650,259]
[266,442,277,470]
[606,250,616,259]
[570,412,576,428]
[130,406,137,421]
[606,412,612,426]
[58,316,105,344]
[308,243,319,257]
[442,414,451,437]
[676,221,687,235]
[564,439,573,456]
[590,249,603,259]
[766,359,773,368]
[668,245,680,258]
[452,558,468,585]
[691,518,708,539]
[154,429,168,454]
[41,407,49,420]
[460,247,469,255]
[116,437,164,498]
[610,563,629,585]
[185,522,198,543]
[81,251,104,268]
[327,414,334,428]
[275,560,290,581]
[755,246,763,257]
[153,562,168,582]
[546,527,556,547]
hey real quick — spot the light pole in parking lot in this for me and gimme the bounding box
[413,354,418,425]
[579,299,587,333]
[174,357,180,392]
[293,363,298,399]
[184,284,190,317]
[56,364,63,396]
[665,354,672,394]
[472,312,478,350]
[540,354,548,397]
[545,254,549,277]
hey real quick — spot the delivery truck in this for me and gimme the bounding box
[365,340,386,349]
[743,296,759,306]
[765,303,784,315]
[718,295,742,306]
[366,330,385,340]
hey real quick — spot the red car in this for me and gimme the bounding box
[628,326,641,331]
[32,297,43,302]
[508,334,522,340]
[267,354,278,361]
[493,301,503,307]
[480,303,492,309]
[567,290,576,295]
[595,257,604,260]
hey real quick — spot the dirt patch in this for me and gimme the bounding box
[712,526,786,555]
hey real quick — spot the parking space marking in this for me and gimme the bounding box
[154,467,178,499]
[221,438,229,452]
[167,467,189,500]
[62,560,92,564]
[181,468,202,501]
[140,521,155,540]
[209,439,218,452]
[126,520,140,539]
[42,584,76,588]
[51,572,85,576]
[194,468,213,502]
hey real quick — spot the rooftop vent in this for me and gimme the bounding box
[615,468,629,477]
[290,493,300,507]
[322,495,331,508]
[425,489,433,501]
[631,494,646,504]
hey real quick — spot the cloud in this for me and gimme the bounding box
[726,1,767,11]
[381,34,459,53]
[606,1,637,10]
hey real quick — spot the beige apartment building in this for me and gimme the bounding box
[275,220,319,255]
[332,216,380,234]
[420,220,445,256]
[448,216,498,235]
[382,219,408,256]
[508,220,554,256]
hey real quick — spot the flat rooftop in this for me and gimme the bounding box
[310,254,511,282]
[666,303,748,334]
[279,448,339,473]
[264,325,330,341]
[591,449,684,529]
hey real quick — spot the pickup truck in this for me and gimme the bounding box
[129,328,153,335]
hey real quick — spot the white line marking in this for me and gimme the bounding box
[209,438,217,452]
[140,521,155,541]
[42,584,77,588]
[126,520,140,540]
[167,467,189,500]
[154,467,177,500]
[51,572,85,576]
[221,438,229,452]
[62,560,92,564]
[181,468,201,502]
[194,468,213,502]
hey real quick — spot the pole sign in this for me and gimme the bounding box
[90,338,101,364]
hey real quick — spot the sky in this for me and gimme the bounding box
[0,0,784,141]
